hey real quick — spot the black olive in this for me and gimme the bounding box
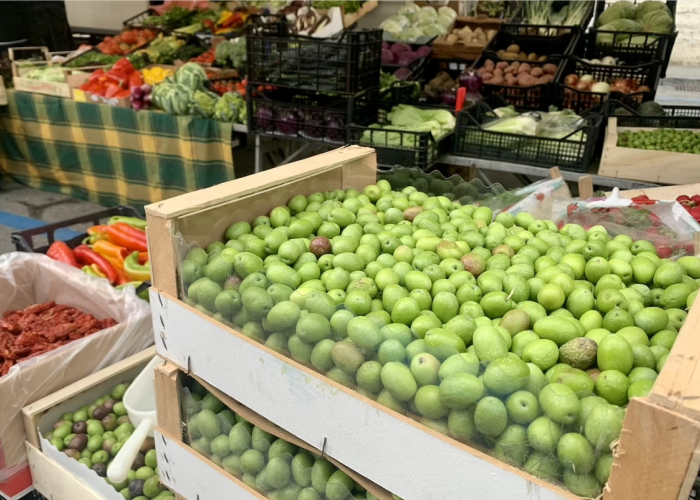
[92,463,107,477]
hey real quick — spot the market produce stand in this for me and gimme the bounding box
[142,146,700,500]
[0,90,235,211]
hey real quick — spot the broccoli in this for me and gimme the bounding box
[190,90,219,119]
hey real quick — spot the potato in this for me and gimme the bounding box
[474,27,485,38]
[505,74,517,86]
[517,73,539,87]
[517,63,531,74]
[433,71,451,83]
[489,74,505,85]
[504,64,517,75]
[530,67,544,78]
[459,26,473,39]
[496,61,509,70]
[528,53,539,61]
[539,74,554,83]
[447,34,459,43]
[482,72,494,82]
[506,44,520,54]
[493,67,504,76]
[542,63,558,75]
[500,52,519,61]
[497,49,506,58]
[484,59,495,69]
[538,55,547,62]
[487,30,497,41]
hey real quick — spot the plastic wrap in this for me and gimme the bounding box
[171,173,692,498]
[0,252,153,482]
[550,198,700,258]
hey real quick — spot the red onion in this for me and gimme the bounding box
[441,90,457,106]
[459,70,483,92]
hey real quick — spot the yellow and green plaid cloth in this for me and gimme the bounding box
[0,90,234,211]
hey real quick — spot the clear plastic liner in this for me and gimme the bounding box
[0,252,153,481]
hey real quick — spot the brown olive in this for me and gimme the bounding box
[103,399,116,412]
[131,453,145,470]
[53,420,71,430]
[92,406,110,421]
[117,415,131,425]
[72,421,88,434]
[102,414,118,432]
[92,463,107,477]
[140,437,155,454]
[68,434,88,451]
[63,449,81,459]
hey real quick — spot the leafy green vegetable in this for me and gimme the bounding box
[62,51,121,68]
[175,62,208,90]
[360,104,455,148]
[633,1,670,22]
[214,92,245,123]
[24,67,66,83]
[160,7,195,29]
[312,1,361,13]
[190,89,219,118]
[215,38,246,68]
[597,1,636,26]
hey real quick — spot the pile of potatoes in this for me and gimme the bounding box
[477,58,558,87]
[444,25,497,46]
[495,43,548,62]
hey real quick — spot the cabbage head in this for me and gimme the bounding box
[438,6,457,21]
[607,18,643,32]
[414,8,438,25]
[634,1,670,21]
[596,24,630,45]
[642,10,674,33]
[398,2,420,18]
[421,22,447,38]
[597,1,636,26]
[397,26,425,41]
[380,14,411,33]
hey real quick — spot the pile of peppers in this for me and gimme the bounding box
[46,216,150,297]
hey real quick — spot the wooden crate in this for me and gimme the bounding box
[144,145,700,500]
[153,361,393,500]
[432,17,501,61]
[21,348,156,500]
[598,117,700,185]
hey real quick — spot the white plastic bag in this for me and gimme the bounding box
[0,252,154,483]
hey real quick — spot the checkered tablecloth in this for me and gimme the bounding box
[0,90,235,211]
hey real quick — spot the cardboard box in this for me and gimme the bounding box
[22,349,156,500]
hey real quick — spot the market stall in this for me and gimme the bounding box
[2,1,700,500]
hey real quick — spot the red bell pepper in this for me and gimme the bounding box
[105,83,121,98]
[46,241,79,268]
[115,89,131,99]
[128,71,143,90]
[87,69,105,82]
[74,245,118,284]
[105,71,129,88]
[112,58,135,75]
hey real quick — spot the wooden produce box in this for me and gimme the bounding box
[21,349,156,500]
[144,145,700,500]
[72,88,131,108]
[598,117,700,185]
[12,62,99,99]
[154,361,393,500]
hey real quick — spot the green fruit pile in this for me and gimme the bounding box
[44,381,173,500]
[618,128,700,154]
[182,180,698,498]
[185,379,398,500]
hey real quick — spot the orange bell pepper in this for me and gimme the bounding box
[92,240,128,261]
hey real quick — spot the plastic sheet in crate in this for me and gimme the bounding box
[454,99,602,172]
[606,100,700,129]
[245,21,382,93]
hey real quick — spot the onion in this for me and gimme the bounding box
[575,81,590,91]
[580,75,594,83]
[441,90,457,106]
[591,82,611,94]
[601,56,617,66]
[637,85,651,92]
[589,59,602,65]
[564,74,579,86]
[131,86,143,99]
[459,70,483,92]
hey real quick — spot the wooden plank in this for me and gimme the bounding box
[22,348,155,450]
[599,118,700,185]
[144,146,375,220]
[649,297,700,421]
[150,289,576,500]
[155,429,264,500]
[26,443,102,500]
[604,398,700,500]
[609,183,700,200]
[578,175,594,200]
[154,362,183,439]
[175,364,394,500]
[146,214,178,299]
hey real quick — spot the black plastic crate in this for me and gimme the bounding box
[606,100,700,129]
[348,97,455,170]
[555,56,660,113]
[11,206,142,254]
[494,19,592,56]
[246,20,382,93]
[590,0,677,78]
[247,86,379,144]
[453,95,603,172]
[474,52,565,110]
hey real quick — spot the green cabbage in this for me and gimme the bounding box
[634,1,670,21]
[642,9,674,33]
[597,1,636,26]
[607,18,643,32]
[189,90,219,119]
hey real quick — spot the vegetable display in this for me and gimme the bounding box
[181,179,696,498]
[380,2,457,42]
[482,105,586,140]
[97,29,158,56]
[360,105,455,146]
[478,58,558,87]
[562,72,650,97]
[214,38,247,69]
[0,302,117,376]
[62,51,122,69]
[133,34,186,65]
[522,1,593,35]
[596,0,674,44]
[142,66,172,86]
[43,378,174,499]
[618,128,700,155]
[443,25,497,47]
[494,44,549,63]
[472,1,509,19]
[175,9,248,36]
[78,58,143,100]
[22,67,66,83]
